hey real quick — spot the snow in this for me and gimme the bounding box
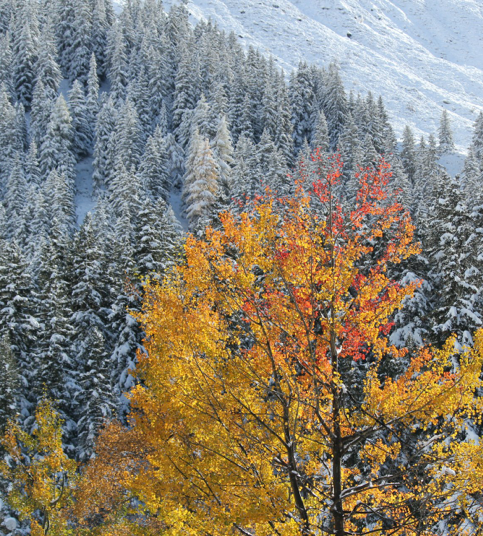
[438,152,465,176]
[169,186,189,232]
[3,518,17,532]
[164,0,483,152]
[75,156,96,226]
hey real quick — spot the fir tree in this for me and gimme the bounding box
[0,334,20,434]
[69,80,93,158]
[107,21,128,103]
[438,109,455,154]
[35,19,62,97]
[139,126,169,200]
[11,0,39,105]
[0,32,14,99]
[401,124,417,184]
[323,62,348,150]
[40,94,76,184]
[92,94,117,192]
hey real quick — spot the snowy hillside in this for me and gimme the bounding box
[163,0,483,151]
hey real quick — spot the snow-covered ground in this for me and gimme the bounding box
[164,0,483,152]
[75,156,95,226]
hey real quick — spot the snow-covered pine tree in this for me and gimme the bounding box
[86,53,99,129]
[106,21,128,103]
[165,132,185,188]
[231,134,259,205]
[289,60,315,156]
[25,140,42,186]
[438,109,455,155]
[273,70,294,167]
[425,172,482,346]
[0,333,20,434]
[11,0,39,105]
[35,18,62,97]
[4,154,28,245]
[70,213,114,459]
[323,62,348,150]
[109,98,144,173]
[312,109,330,154]
[212,115,234,200]
[0,239,40,427]
[69,80,93,158]
[76,325,115,460]
[0,31,14,100]
[139,125,169,200]
[45,168,77,234]
[172,41,200,140]
[40,94,76,184]
[108,159,144,220]
[0,84,17,185]
[469,112,483,173]
[400,124,417,184]
[91,0,111,78]
[35,229,77,441]
[92,94,117,192]
[256,128,288,195]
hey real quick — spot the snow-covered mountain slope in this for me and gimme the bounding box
[164,0,483,152]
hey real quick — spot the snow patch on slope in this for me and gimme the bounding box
[165,0,483,151]
[75,156,96,226]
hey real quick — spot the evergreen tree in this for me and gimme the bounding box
[56,0,77,77]
[91,0,111,78]
[289,61,315,155]
[35,229,77,434]
[0,31,14,99]
[70,214,113,458]
[470,112,483,168]
[40,94,76,183]
[0,84,17,184]
[438,109,455,154]
[107,21,128,103]
[139,126,169,200]
[108,159,144,219]
[273,71,294,166]
[69,80,93,158]
[26,140,42,186]
[35,19,62,97]
[110,98,144,173]
[401,124,417,184]
[76,325,115,460]
[92,94,117,192]
[256,128,288,194]
[165,132,185,188]
[172,42,200,140]
[426,172,481,346]
[323,62,348,150]
[0,239,39,425]
[30,79,54,148]
[0,333,20,434]
[231,134,259,204]
[45,168,77,234]
[11,0,39,105]
[312,109,330,154]
[86,53,100,130]
[69,0,92,83]
[4,154,28,244]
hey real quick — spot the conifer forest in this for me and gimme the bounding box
[1,0,483,534]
